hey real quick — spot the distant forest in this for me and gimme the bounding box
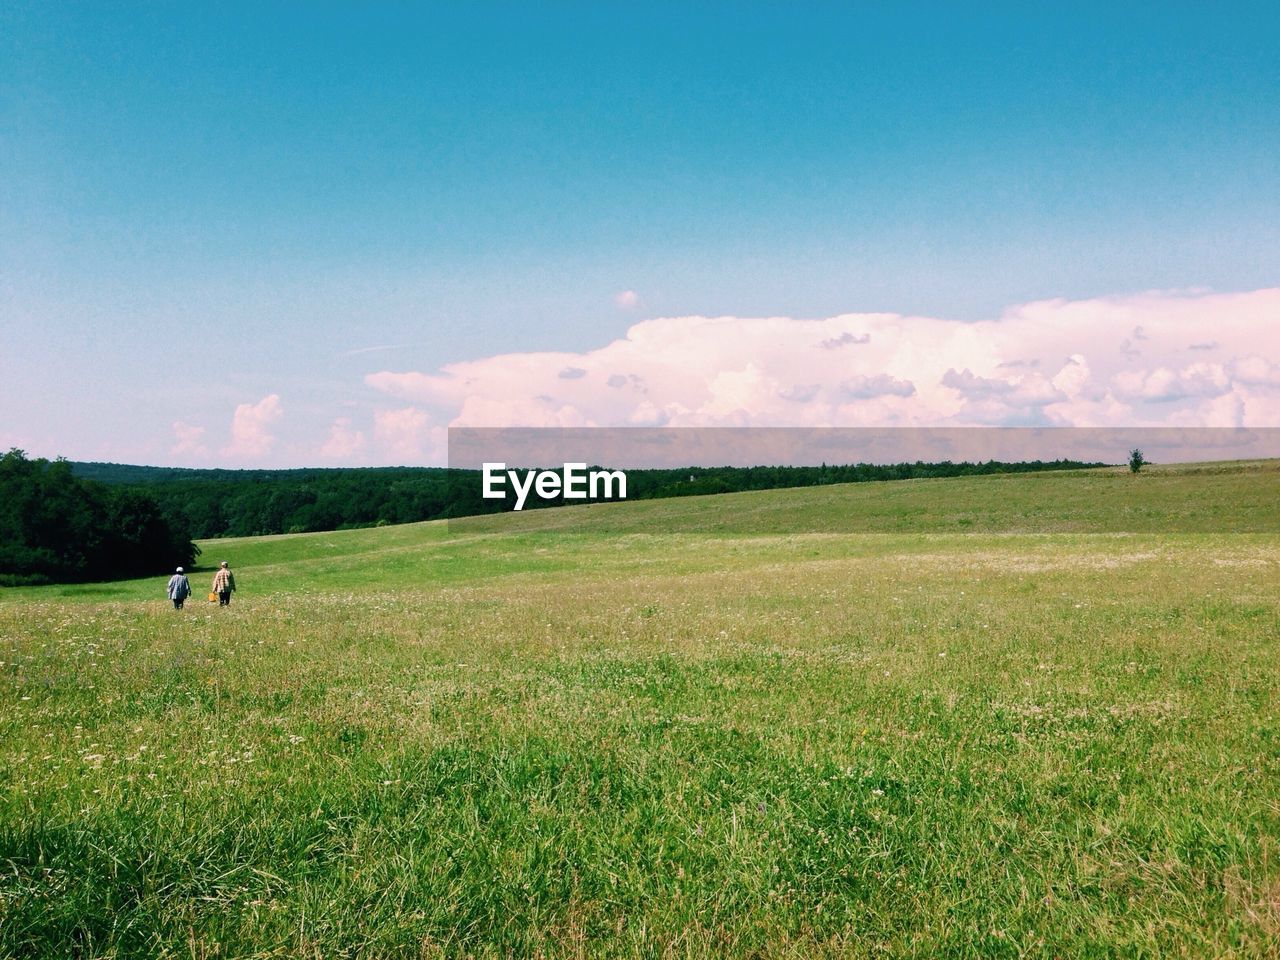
[69,458,1108,541]
[0,452,1108,584]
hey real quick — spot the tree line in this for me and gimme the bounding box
[69,457,1107,540]
[1,450,199,586]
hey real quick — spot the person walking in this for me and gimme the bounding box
[166,566,191,609]
[212,560,237,607]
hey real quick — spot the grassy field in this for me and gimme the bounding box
[1,463,1278,957]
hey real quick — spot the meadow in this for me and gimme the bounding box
[1,463,1278,957]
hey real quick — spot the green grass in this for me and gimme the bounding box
[2,463,1279,957]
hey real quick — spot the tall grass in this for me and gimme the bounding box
[1,465,1278,956]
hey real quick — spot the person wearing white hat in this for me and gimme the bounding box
[166,566,192,609]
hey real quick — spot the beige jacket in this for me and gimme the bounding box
[212,568,236,593]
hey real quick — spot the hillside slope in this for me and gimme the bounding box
[5,459,1277,603]
[452,459,1280,535]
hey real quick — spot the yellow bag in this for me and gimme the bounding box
[208,592,218,602]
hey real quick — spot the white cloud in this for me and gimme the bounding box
[819,331,871,349]
[1166,390,1246,428]
[841,374,916,399]
[614,289,640,310]
[171,421,208,457]
[221,395,282,458]
[319,417,366,460]
[780,383,822,403]
[1050,354,1093,399]
[1231,355,1280,387]
[628,400,672,427]
[372,407,445,463]
[365,287,1280,429]
[1112,363,1231,403]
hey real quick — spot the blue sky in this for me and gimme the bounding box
[3,2,1278,464]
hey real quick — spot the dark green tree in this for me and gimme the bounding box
[0,449,198,584]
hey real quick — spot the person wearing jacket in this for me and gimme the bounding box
[166,567,191,609]
[212,561,236,606]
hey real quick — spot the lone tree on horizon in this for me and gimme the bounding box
[1129,448,1146,474]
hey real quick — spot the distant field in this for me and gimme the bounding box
[2,463,1278,957]
[453,459,1280,535]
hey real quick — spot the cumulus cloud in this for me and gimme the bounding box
[842,374,916,399]
[607,373,644,390]
[1231,356,1280,387]
[1051,355,1093,399]
[171,421,208,457]
[614,290,640,310]
[780,383,822,403]
[365,287,1280,429]
[373,407,444,462]
[319,417,366,460]
[938,366,1065,425]
[942,369,1017,398]
[221,395,282,458]
[1112,363,1231,403]
[628,400,672,427]
[819,331,870,349]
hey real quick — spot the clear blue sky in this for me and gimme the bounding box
[3,2,1278,463]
